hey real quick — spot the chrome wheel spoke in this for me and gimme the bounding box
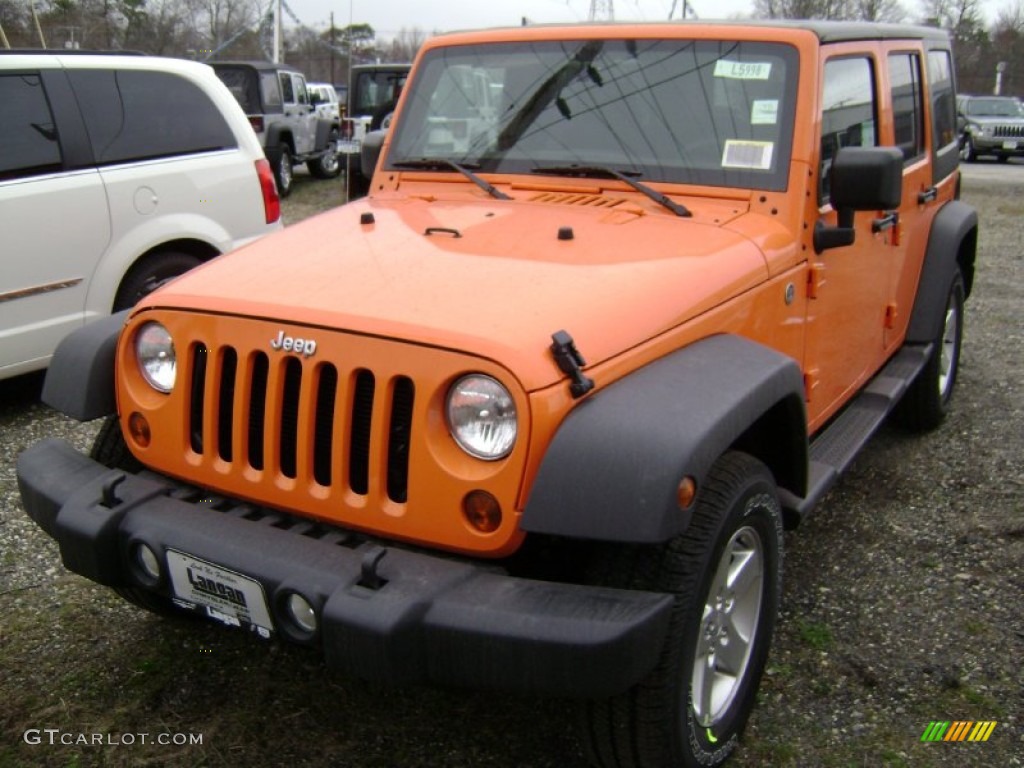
[691,525,765,728]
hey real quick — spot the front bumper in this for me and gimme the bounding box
[17,438,673,698]
[970,134,1024,154]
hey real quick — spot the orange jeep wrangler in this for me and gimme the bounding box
[20,20,976,767]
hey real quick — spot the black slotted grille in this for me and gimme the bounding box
[186,345,412,502]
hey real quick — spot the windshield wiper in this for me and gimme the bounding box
[391,158,511,200]
[532,165,691,218]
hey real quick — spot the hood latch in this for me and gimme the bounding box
[550,330,594,398]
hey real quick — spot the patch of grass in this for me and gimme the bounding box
[798,620,834,651]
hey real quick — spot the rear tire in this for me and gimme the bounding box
[113,251,201,311]
[894,269,965,431]
[308,127,341,178]
[581,451,783,768]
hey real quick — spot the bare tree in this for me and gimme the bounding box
[854,0,907,22]
[386,26,429,62]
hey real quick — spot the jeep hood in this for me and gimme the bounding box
[144,196,769,392]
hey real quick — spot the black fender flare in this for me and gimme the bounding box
[906,200,977,343]
[265,124,292,156]
[314,118,339,151]
[522,335,808,543]
[42,310,129,421]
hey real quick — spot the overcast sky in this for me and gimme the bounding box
[288,0,1015,40]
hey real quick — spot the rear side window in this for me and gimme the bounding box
[820,56,877,202]
[279,73,295,104]
[68,69,236,165]
[888,52,924,161]
[0,73,63,180]
[927,49,959,182]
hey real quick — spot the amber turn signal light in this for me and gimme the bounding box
[128,412,151,448]
[463,490,502,533]
[677,475,697,510]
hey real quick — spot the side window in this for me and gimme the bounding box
[927,50,957,152]
[295,76,309,106]
[927,49,959,182]
[260,72,283,109]
[68,70,236,165]
[889,53,924,161]
[820,56,877,203]
[279,73,295,104]
[0,73,63,180]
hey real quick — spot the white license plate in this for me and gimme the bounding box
[338,140,361,154]
[167,550,273,636]
[1002,140,1019,150]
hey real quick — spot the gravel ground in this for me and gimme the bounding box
[1,171,1020,767]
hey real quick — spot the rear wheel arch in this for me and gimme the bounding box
[907,200,977,343]
[113,240,219,311]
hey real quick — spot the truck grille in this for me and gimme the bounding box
[993,124,1024,138]
[187,343,414,503]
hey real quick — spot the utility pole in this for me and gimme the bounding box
[273,0,281,63]
[330,12,336,84]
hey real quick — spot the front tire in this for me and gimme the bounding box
[581,452,783,768]
[960,136,977,162]
[894,270,965,431]
[272,145,294,197]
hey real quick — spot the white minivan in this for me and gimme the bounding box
[0,52,282,381]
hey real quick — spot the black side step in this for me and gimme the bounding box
[778,343,932,522]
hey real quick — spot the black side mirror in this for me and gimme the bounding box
[360,130,387,180]
[814,146,904,253]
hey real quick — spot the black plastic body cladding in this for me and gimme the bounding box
[522,334,807,543]
[906,200,977,343]
[41,310,128,421]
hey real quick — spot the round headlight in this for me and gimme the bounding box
[136,321,176,393]
[446,374,517,460]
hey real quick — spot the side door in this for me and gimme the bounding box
[880,46,949,350]
[0,66,109,378]
[284,72,317,154]
[804,48,894,428]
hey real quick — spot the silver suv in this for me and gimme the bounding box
[0,51,282,382]
[213,62,342,196]
[956,94,1024,162]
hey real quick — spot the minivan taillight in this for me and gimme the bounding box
[256,159,281,224]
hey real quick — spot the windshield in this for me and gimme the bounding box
[387,38,799,191]
[966,97,1023,117]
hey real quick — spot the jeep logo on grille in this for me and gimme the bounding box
[270,330,317,357]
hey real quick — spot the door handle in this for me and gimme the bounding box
[917,186,938,204]
[872,210,899,233]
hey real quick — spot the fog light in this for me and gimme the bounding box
[134,543,161,581]
[286,593,317,634]
[463,490,502,533]
[128,412,151,448]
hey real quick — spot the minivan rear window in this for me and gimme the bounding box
[69,69,236,165]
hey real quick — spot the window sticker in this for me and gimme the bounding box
[714,60,772,80]
[722,140,774,170]
[751,99,779,125]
